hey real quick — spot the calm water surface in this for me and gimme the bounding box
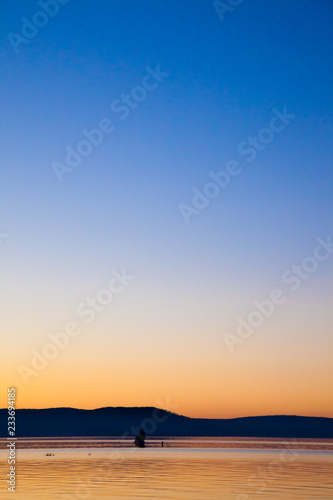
[0,437,332,499]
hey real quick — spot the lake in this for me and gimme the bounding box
[0,437,332,499]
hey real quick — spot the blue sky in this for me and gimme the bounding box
[0,0,332,416]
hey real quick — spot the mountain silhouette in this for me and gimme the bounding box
[0,407,332,438]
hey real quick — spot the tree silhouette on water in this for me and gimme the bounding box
[134,428,146,448]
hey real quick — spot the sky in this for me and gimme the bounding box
[0,0,332,419]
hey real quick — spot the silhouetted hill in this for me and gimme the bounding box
[0,407,332,438]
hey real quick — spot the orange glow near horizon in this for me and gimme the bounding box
[1,334,332,419]
[1,287,332,420]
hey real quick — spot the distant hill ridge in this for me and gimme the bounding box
[0,406,332,438]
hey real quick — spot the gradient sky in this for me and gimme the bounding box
[0,0,332,418]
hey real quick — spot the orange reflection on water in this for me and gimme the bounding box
[0,440,332,499]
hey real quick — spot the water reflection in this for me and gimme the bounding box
[0,439,332,499]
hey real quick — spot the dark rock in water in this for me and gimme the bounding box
[134,428,146,448]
